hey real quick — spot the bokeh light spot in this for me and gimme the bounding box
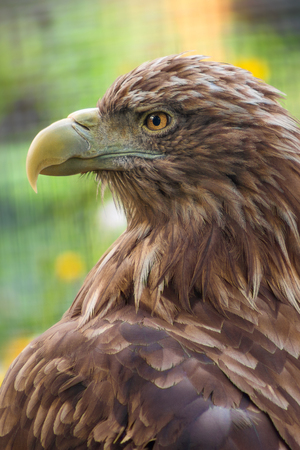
[55,251,85,282]
[234,58,270,81]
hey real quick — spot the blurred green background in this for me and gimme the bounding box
[1,0,300,380]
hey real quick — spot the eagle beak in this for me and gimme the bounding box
[27,107,164,193]
[26,108,103,192]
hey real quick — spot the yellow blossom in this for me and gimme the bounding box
[234,58,270,81]
[0,336,34,385]
[55,251,85,282]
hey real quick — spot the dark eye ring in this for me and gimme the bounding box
[145,112,170,131]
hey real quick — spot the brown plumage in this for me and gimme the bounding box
[1,54,300,449]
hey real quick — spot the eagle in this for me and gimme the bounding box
[1,54,300,449]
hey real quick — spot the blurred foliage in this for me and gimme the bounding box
[0,139,126,355]
[230,0,300,117]
[233,0,300,36]
[0,0,169,358]
[0,0,300,363]
[0,0,169,141]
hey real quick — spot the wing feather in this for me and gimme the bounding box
[0,306,289,448]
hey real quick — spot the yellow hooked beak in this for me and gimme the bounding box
[26,107,163,192]
[26,108,102,192]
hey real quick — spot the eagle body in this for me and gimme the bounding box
[1,55,300,449]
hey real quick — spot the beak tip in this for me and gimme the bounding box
[28,176,38,193]
[26,161,38,193]
[26,137,40,193]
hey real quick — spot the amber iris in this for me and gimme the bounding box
[146,112,169,131]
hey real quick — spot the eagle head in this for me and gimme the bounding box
[26,54,300,321]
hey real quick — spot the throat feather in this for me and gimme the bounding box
[68,211,300,326]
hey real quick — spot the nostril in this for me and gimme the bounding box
[75,121,90,131]
[68,108,100,128]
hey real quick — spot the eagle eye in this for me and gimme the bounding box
[145,112,170,131]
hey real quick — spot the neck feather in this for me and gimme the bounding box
[66,198,300,326]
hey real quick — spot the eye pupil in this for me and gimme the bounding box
[152,115,161,126]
